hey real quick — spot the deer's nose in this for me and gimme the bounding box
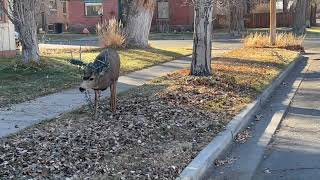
[79,87,86,92]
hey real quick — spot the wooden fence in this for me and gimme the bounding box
[244,12,294,28]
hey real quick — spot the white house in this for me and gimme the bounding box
[0,0,16,57]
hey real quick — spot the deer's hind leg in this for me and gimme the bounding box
[110,81,117,113]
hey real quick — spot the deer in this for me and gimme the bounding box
[70,48,121,115]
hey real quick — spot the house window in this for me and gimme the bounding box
[62,1,67,14]
[85,3,103,16]
[49,0,57,10]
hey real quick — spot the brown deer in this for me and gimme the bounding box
[70,48,120,114]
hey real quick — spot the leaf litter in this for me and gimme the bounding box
[0,50,296,179]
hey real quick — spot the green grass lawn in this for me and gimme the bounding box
[307,27,320,33]
[38,33,96,41]
[149,32,194,40]
[0,47,192,107]
[306,27,320,37]
[39,27,320,42]
[149,30,231,40]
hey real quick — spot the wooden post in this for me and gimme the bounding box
[270,0,276,45]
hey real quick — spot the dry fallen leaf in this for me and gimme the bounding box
[255,114,263,121]
[235,129,252,144]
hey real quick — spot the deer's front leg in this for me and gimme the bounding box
[112,81,117,113]
[94,90,100,116]
[110,82,117,113]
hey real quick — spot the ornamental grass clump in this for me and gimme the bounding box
[243,32,305,51]
[96,18,126,49]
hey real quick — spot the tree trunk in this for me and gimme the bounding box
[190,0,213,77]
[283,0,288,12]
[229,0,245,37]
[21,41,40,64]
[270,0,277,45]
[293,0,308,35]
[305,0,312,28]
[5,0,41,64]
[310,4,317,26]
[125,0,155,48]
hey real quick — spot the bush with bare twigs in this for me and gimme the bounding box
[243,32,305,51]
[96,18,126,49]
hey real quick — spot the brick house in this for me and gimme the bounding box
[63,0,230,33]
[40,0,318,33]
[152,0,229,32]
[0,0,16,57]
[38,0,69,33]
[68,0,119,33]
[152,1,194,32]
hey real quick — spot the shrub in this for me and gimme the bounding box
[96,18,126,49]
[243,32,305,51]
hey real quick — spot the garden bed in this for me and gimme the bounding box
[0,48,299,179]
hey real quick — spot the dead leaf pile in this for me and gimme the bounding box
[0,50,292,179]
[0,83,228,179]
[235,129,252,144]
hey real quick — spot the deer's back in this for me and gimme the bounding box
[96,48,120,80]
[92,49,120,90]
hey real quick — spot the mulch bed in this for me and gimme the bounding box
[0,49,296,179]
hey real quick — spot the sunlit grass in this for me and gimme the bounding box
[307,27,320,33]
[223,48,299,62]
[219,48,299,92]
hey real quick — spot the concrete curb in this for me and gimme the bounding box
[177,55,304,180]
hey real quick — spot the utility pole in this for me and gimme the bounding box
[270,0,277,45]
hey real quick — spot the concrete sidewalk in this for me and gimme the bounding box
[0,57,192,138]
[253,58,320,180]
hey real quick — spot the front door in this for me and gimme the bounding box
[157,1,169,32]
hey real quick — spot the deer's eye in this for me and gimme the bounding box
[89,77,94,81]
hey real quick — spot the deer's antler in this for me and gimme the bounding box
[69,59,87,67]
